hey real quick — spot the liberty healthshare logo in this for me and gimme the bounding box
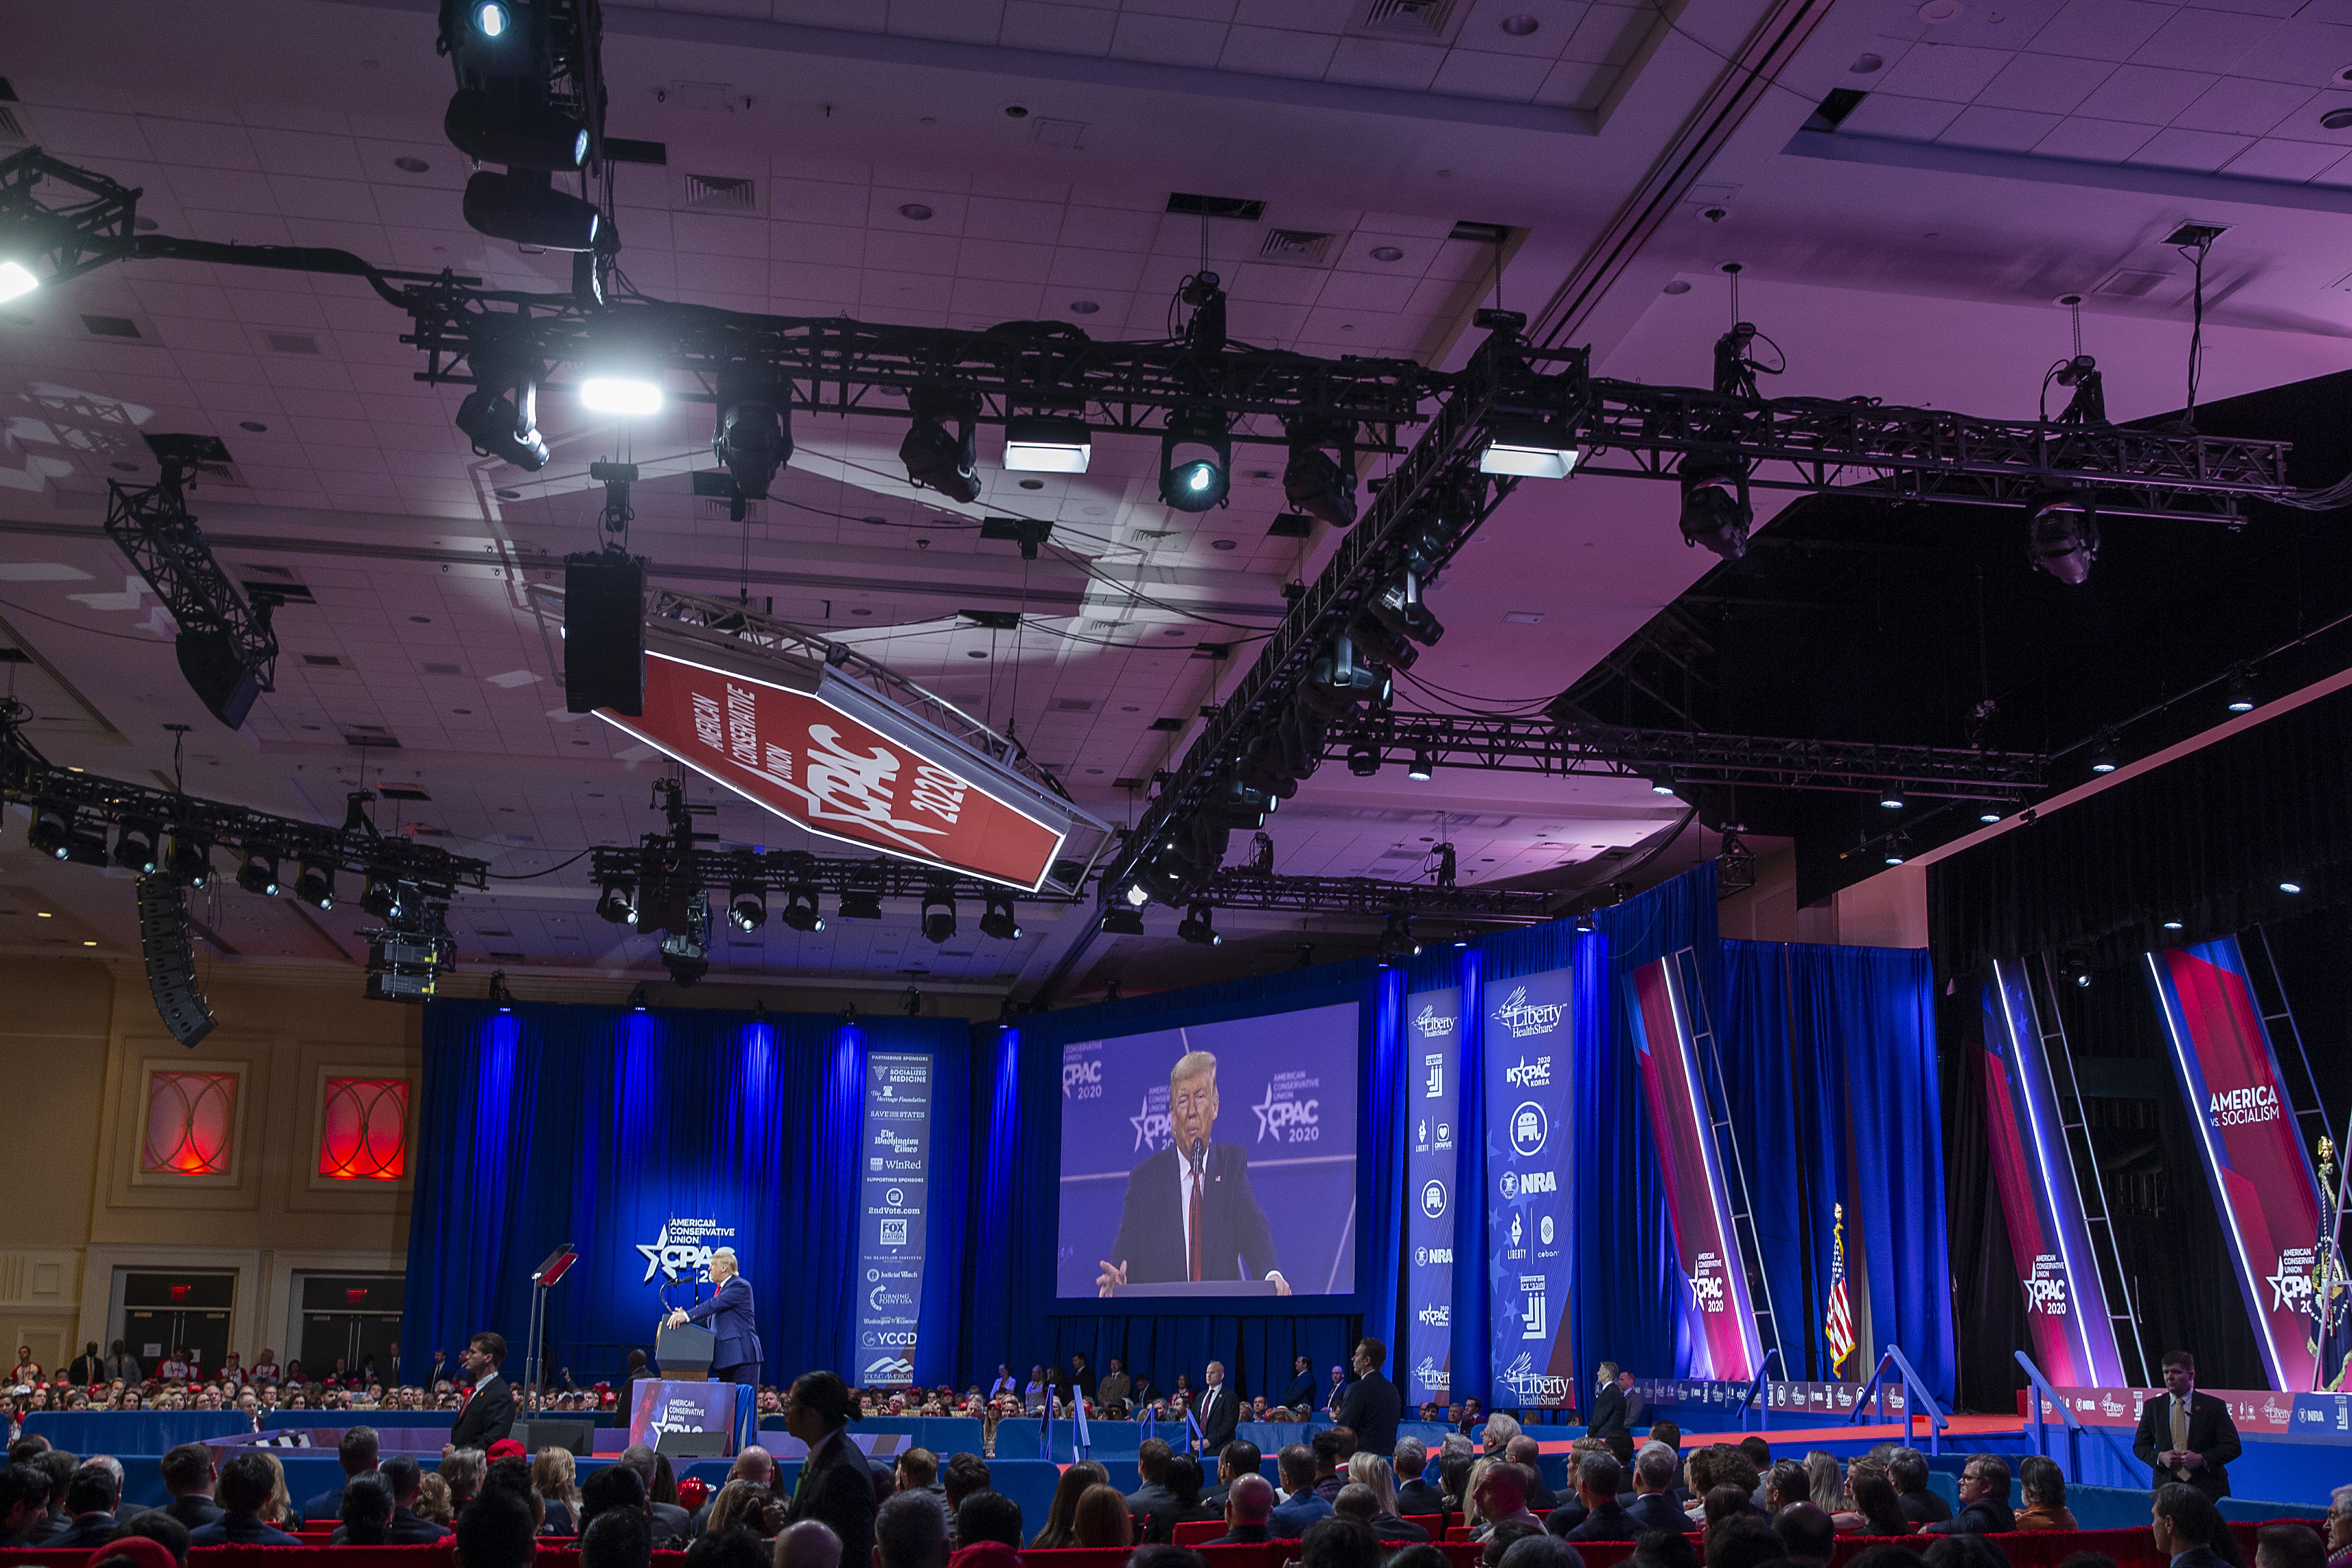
[1414,1356,1449,1396]
[1414,1005,1457,1039]
[1492,987,1567,1039]
[636,1218,738,1284]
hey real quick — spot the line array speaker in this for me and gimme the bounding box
[136,873,216,1047]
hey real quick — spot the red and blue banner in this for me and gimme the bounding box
[2145,938,2325,1392]
[1978,960,2129,1387]
[1405,985,1460,1405]
[1627,956,1764,1383]
[1484,967,1575,1407]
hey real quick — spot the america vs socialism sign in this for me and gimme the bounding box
[595,647,1071,890]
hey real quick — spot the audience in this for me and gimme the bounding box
[1843,1462,1912,1537]
[112,1508,192,1567]
[1302,1515,1384,1568]
[1030,1462,1108,1549]
[687,1528,774,1568]
[2258,1523,2328,1568]
[2014,1456,2076,1532]
[155,1445,220,1531]
[1484,1518,1546,1568]
[1071,1483,1133,1549]
[1563,1453,1637,1543]
[582,1505,655,1568]
[1207,1474,1275,1545]
[54,1461,124,1547]
[951,1491,1021,1555]
[1891,1449,1952,1526]
[1776,1502,1836,1568]
[415,1475,456,1527]
[1628,1446,1686,1534]
[454,1485,539,1568]
[1923,1536,2014,1568]
[2,1461,48,1547]
[1499,1536,1586,1568]
[942,1455,991,1517]
[1920,1456,2014,1537]
[302,1426,379,1521]
[773,1520,841,1568]
[189,1452,299,1546]
[333,1474,396,1546]
[1707,1513,1788,1568]
[1274,1444,1335,1536]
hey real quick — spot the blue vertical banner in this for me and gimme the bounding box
[854,1051,933,1387]
[1484,968,1576,1407]
[1405,985,1462,1407]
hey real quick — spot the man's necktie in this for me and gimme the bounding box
[2172,1397,2191,1481]
[1190,1162,1206,1282]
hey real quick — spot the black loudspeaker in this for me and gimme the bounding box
[136,874,216,1047]
[513,1419,594,1456]
[176,626,264,730]
[565,551,645,715]
[654,1428,728,1459]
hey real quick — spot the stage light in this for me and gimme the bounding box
[596,881,636,923]
[580,371,663,415]
[2027,491,2098,585]
[627,982,650,1012]
[1347,744,1380,778]
[2282,880,2304,894]
[1882,835,1909,866]
[471,0,512,37]
[1478,419,1580,479]
[27,805,70,858]
[294,861,334,909]
[660,931,709,986]
[979,897,1021,941]
[1283,429,1357,528]
[1573,912,1596,934]
[360,871,402,919]
[1003,414,1091,473]
[729,882,768,932]
[2073,968,2091,987]
[1408,749,1434,782]
[454,381,550,471]
[114,821,162,875]
[2226,668,2256,714]
[488,970,516,1014]
[1177,903,1221,947]
[1125,882,1151,909]
[901,388,980,504]
[0,260,38,303]
[838,886,883,922]
[1650,772,1678,797]
[443,89,589,172]
[462,170,602,251]
[167,832,213,889]
[59,826,107,867]
[2089,734,2118,774]
[1101,907,1145,936]
[1879,784,1905,811]
[1979,808,2003,825]
[1679,459,1752,560]
[1378,912,1419,957]
[921,884,957,944]
[2162,919,2185,930]
[713,365,792,513]
[236,850,281,897]
[782,885,825,933]
[1159,410,1230,511]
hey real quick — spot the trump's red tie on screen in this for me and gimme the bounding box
[1190,1164,1205,1282]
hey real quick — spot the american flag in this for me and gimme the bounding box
[1825,1201,1856,1378]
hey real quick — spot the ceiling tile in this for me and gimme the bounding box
[1001,1,1119,52]
[1429,49,1557,101]
[2128,8,2270,71]
[2024,0,2178,60]
[2172,76,2315,135]
[886,0,1008,43]
[1532,59,1615,108]
[1940,103,2069,149]
[2073,63,2221,123]
[2126,124,2256,167]
[1108,11,1231,67]
[1220,25,1343,76]
[1876,43,2018,102]
[1974,52,2119,115]
[1325,37,1449,90]
[1562,4,1651,66]
[2228,18,2352,86]
[2031,113,2161,159]
[2217,136,2346,177]
[1834,93,1966,140]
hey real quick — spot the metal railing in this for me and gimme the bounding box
[1848,1344,1949,1454]
[1734,1347,1784,1432]
[2015,1349,2141,1479]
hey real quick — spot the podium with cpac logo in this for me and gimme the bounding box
[631,1374,756,1457]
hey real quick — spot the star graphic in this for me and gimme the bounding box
[1129,1096,1155,1151]
[2267,1262,2310,1314]
[1252,1083,1280,1140]
[638,1222,671,1285]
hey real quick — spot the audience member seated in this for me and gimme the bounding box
[582,1502,655,1568]
[1499,1535,1585,1568]
[2,1461,48,1547]
[1919,1456,2014,1537]
[2258,1524,2328,1568]
[484,1455,545,1534]
[415,1475,456,1527]
[950,1489,1021,1565]
[1634,1531,1701,1568]
[189,1451,301,1546]
[257,1451,304,1533]
[942,1456,991,1518]
[2013,1457,2076,1532]
[54,1460,125,1547]
[710,1480,780,1541]
[1394,1440,1443,1518]
[1707,1513,1788,1568]
[456,1484,539,1568]
[1563,1454,1638,1543]
[616,1444,692,1546]
[1707,1485,1762,1530]
[1923,1536,2013,1568]
[1302,1515,1384,1568]
[1072,1483,1132,1549]
[300,1424,380,1522]
[534,1447,583,1536]
[1030,1462,1107,1549]
[1392,1546,1452,1568]
[1889,1449,1951,1526]
[1776,1503,1835,1568]
[334,1473,397,1545]
[2153,1484,2230,1568]
[1274,1444,1336,1537]
[774,1520,841,1568]
[1627,1446,1686,1534]
[1841,1463,1912,1537]
[90,1536,178,1568]
[694,1450,777,1538]
[1505,1438,1558,1511]
[155,1445,221,1532]
[1473,1462,1540,1542]
[688,1526,775,1568]
[1207,1474,1275,1545]
[1204,1439,1260,1514]
[1765,1462,1810,1514]
[113,1507,191,1567]
[870,1494,951,1568]
[1483,1518,1545,1568]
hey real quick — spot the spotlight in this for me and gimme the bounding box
[360,871,402,919]
[236,850,281,897]
[1378,912,1419,957]
[2226,668,2256,714]
[1650,772,1678,797]
[1477,418,1580,479]
[580,368,664,415]
[114,821,162,875]
[1177,903,1222,947]
[27,805,70,858]
[2282,880,2304,894]
[1879,784,1905,811]
[1101,907,1146,936]
[454,381,550,471]
[470,0,512,38]
[2088,733,2118,774]
[1979,808,2003,825]
[1282,426,1358,528]
[1572,912,1596,934]
[921,884,957,944]
[2162,919,2185,931]
[167,832,213,889]
[1883,834,1910,866]
[901,388,980,504]
[781,885,825,933]
[1679,458,1752,560]
[904,986,923,1017]
[1347,744,1381,778]
[713,364,793,513]
[1125,882,1151,909]
[1003,414,1092,473]
[979,896,1021,941]
[837,885,883,922]
[2026,490,2098,585]
[1408,749,1434,782]
[461,170,602,251]
[443,88,589,172]
[59,826,107,867]
[596,881,636,923]
[0,260,39,303]
[1159,409,1230,511]
[729,882,768,932]
[627,981,650,1012]
[2073,968,2091,987]
[294,862,334,909]
[660,931,709,986]
[488,970,516,1014]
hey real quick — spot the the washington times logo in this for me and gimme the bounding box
[1492,986,1566,1039]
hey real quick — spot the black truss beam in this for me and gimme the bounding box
[1327,708,2045,800]
[102,474,280,709]
[0,147,137,291]
[1193,869,1556,924]
[588,844,1084,905]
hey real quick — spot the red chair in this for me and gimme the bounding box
[1403,1517,1443,1539]
[1173,1521,1227,1546]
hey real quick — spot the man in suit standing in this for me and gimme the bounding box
[1587,1363,1631,1446]
[1334,1339,1402,1457]
[1280,1356,1314,1413]
[782,1370,877,1568]
[1197,1361,1240,1454]
[1095,1358,1131,1410]
[1095,1051,1291,1295]
[2134,1351,2241,1500]
[2153,1483,2233,1568]
[449,1332,517,1451]
[667,1246,762,1388]
[66,1343,103,1386]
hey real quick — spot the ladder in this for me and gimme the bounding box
[2029,953,2148,1387]
[1677,945,1788,1381]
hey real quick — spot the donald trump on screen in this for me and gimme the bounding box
[1096,1049,1290,1296]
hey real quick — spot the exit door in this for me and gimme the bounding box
[120,1271,235,1374]
[296,1272,404,1382]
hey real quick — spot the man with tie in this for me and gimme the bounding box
[448,1333,516,1451]
[2132,1351,2241,1500]
[1095,1051,1289,1295]
[666,1246,762,1387]
[1197,1361,1239,1454]
[1333,1339,1403,1457]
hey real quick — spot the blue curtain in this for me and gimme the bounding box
[402,1000,967,1389]
[1717,940,1955,1403]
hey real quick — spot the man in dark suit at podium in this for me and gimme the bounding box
[449,1333,516,1451]
[2133,1351,2240,1500]
[1197,1361,1240,1454]
[1334,1339,1402,1456]
[666,1246,762,1386]
[1095,1051,1290,1297]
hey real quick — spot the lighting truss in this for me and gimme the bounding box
[0,148,137,291]
[1325,707,2046,802]
[0,722,489,897]
[101,459,280,725]
[1193,868,1556,924]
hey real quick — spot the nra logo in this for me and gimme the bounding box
[1501,1169,1557,1199]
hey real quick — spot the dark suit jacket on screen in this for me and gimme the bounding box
[1106,1141,1280,1284]
[2133,1389,2241,1500]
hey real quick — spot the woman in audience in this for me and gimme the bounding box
[1347,1453,1428,1542]
[1071,1483,1132,1549]
[414,1475,455,1526]
[2013,1456,2077,1531]
[334,1474,397,1544]
[258,1452,304,1531]
[533,1448,582,1535]
[1806,1452,1843,1514]
[1841,1462,1912,1537]
[1460,1457,1495,1531]
[1030,1462,1109,1548]
[707,1480,775,1540]
[441,1449,485,1515]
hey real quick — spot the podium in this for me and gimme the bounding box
[1109,1280,1280,1298]
[657,1321,716,1380]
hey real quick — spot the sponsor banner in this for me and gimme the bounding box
[1978,962,2129,1387]
[1626,957,1764,1382]
[628,1378,750,1451]
[1406,986,1461,1404]
[1484,969,1574,1407]
[853,1051,933,1386]
[1629,1375,1909,1420]
[597,645,1076,890]
[2146,939,2324,1392]
[2022,1385,2307,1438]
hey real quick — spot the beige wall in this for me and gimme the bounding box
[1717,842,1931,949]
[0,957,421,1373]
